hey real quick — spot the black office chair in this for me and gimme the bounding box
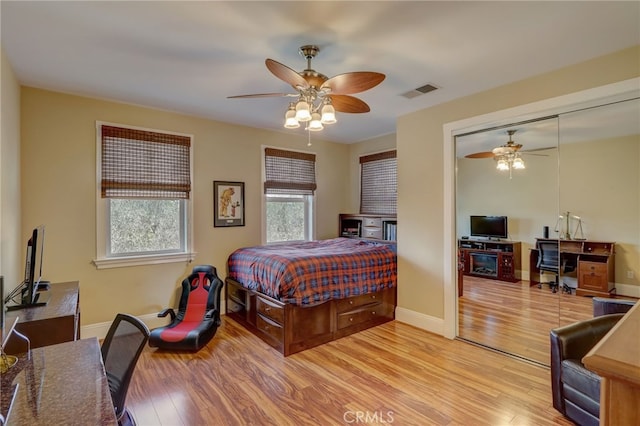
[537,240,560,293]
[101,313,150,426]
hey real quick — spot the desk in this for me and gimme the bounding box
[1,338,117,425]
[583,300,640,425]
[529,239,615,296]
[4,282,80,353]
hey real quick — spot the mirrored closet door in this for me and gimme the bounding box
[455,97,640,366]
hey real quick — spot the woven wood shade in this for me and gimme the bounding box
[101,125,191,199]
[264,147,317,195]
[360,150,397,215]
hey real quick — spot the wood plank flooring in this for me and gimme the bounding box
[127,317,573,425]
[458,276,635,366]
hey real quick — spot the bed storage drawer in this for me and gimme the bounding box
[336,292,383,312]
[256,313,284,342]
[256,296,284,325]
[337,303,384,329]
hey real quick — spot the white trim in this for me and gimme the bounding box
[615,283,640,299]
[443,78,640,340]
[93,251,196,269]
[395,307,444,336]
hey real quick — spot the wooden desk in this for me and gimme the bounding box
[1,338,117,425]
[4,282,80,353]
[529,239,615,296]
[583,301,640,426]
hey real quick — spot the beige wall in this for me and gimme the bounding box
[1,46,22,296]
[20,88,350,326]
[560,135,639,287]
[397,46,640,320]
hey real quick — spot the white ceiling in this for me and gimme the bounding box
[2,1,639,144]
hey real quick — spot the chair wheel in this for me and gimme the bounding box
[538,283,542,289]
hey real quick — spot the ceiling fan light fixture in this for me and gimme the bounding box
[496,157,509,171]
[295,100,312,122]
[512,156,525,169]
[320,101,336,124]
[308,112,324,131]
[284,104,300,129]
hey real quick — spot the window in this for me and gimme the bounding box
[360,150,397,215]
[94,123,194,268]
[264,147,316,243]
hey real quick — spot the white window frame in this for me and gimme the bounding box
[261,145,316,244]
[94,121,195,269]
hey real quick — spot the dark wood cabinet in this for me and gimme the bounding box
[4,281,80,354]
[339,214,397,241]
[458,239,521,282]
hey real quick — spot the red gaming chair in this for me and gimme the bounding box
[148,265,223,351]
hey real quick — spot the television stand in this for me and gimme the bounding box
[458,238,522,283]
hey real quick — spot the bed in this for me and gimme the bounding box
[225,237,397,356]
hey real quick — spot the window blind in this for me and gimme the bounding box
[360,150,397,215]
[264,147,317,195]
[101,125,191,199]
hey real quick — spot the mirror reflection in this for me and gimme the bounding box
[456,98,639,366]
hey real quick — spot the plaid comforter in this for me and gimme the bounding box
[227,238,397,305]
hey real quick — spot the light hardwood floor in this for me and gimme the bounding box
[127,317,573,425]
[458,276,594,365]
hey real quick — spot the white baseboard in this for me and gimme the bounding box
[80,313,170,340]
[615,283,640,298]
[395,307,444,336]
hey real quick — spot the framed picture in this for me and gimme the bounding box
[213,181,245,227]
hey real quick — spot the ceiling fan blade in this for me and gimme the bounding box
[522,146,556,153]
[321,72,385,95]
[329,95,370,113]
[465,152,495,159]
[227,93,297,99]
[522,152,549,157]
[265,59,309,89]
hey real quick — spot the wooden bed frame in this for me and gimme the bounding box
[225,277,397,356]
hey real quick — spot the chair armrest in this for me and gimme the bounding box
[549,314,624,413]
[157,308,176,322]
[592,297,636,317]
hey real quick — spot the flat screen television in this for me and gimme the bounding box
[470,215,508,240]
[4,226,50,311]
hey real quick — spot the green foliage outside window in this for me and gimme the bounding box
[110,199,181,254]
[266,200,305,242]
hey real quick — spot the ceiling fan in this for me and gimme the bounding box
[465,130,523,159]
[227,45,385,131]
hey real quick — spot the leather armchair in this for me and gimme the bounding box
[550,298,636,426]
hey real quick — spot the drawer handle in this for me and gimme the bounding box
[264,324,270,330]
[371,295,376,299]
[265,307,271,312]
[349,300,354,305]
[372,311,376,315]
[349,317,354,322]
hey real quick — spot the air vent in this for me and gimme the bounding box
[401,83,439,99]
